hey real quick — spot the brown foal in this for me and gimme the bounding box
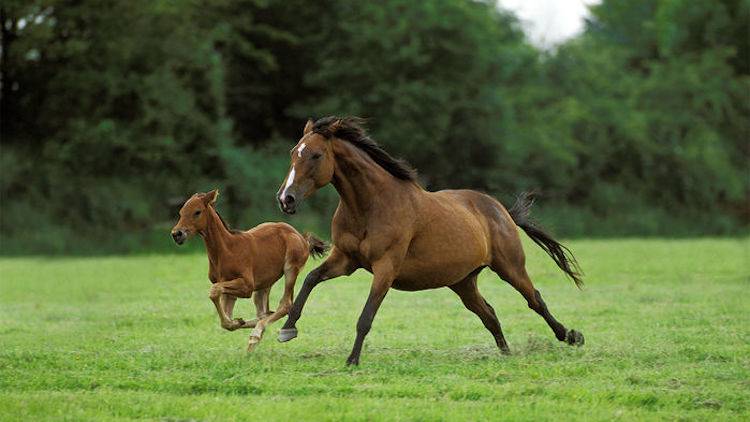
[171,189,328,351]
[276,117,585,365]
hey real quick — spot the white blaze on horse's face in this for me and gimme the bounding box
[279,143,308,203]
[280,167,296,201]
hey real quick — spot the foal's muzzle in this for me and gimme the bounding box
[171,229,187,245]
[278,193,297,215]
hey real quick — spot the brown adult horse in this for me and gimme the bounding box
[276,117,584,365]
[171,189,328,350]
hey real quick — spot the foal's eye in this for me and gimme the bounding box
[193,210,201,217]
[311,152,322,160]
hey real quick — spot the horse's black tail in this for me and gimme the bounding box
[304,233,330,259]
[508,192,584,289]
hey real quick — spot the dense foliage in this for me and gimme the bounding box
[1,0,748,253]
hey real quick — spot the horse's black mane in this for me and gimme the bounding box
[312,116,417,181]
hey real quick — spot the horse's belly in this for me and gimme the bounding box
[390,219,488,290]
[393,255,483,290]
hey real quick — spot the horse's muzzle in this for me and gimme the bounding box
[172,229,187,245]
[278,193,297,215]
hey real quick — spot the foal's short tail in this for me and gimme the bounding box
[508,192,584,288]
[304,233,330,259]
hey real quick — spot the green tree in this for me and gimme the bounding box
[291,0,538,191]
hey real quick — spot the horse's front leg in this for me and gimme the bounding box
[278,247,356,342]
[346,258,396,366]
[209,277,253,331]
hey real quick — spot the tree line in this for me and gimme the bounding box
[1,0,748,253]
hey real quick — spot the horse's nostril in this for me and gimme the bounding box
[284,194,296,205]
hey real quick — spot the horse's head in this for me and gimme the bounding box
[171,189,218,245]
[277,119,337,214]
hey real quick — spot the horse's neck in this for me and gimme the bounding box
[331,139,410,218]
[200,207,232,266]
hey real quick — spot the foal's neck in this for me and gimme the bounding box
[200,206,233,264]
[330,139,411,217]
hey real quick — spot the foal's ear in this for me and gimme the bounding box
[303,119,314,135]
[203,189,219,206]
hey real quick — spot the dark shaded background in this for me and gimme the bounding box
[1,0,748,254]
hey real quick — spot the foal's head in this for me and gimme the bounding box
[277,119,337,214]
[171,189,219,245]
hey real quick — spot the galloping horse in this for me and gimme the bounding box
[171,189,328,350]
[276,117,584,365]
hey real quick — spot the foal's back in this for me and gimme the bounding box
[241,222,310,288]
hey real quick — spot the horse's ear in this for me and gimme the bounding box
[203,189,219,206]
[303,119,314,135]
[327,119,342,135]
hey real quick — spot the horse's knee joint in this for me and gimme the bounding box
[209,286,222,300]
[303,270,325,286]
[303,278,321,289]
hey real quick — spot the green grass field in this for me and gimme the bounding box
[1,238,748,421]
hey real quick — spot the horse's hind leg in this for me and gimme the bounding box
[254,287,273,319]
[247,264,299,351]
[449,271,510,354]
[493,263,584,346]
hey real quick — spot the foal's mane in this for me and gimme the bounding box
[212,205,242,234]
[312,116,417,181]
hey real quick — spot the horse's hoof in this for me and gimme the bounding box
[346,355,359,366]
[278,328,298,343]
[565,329,584,346]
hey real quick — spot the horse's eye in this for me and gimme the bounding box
[311,152,322,160]
[194,210,201,217]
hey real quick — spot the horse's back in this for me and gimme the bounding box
[439,190,526,276]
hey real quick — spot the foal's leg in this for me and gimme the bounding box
[279,248,356,342]
[219,295,258,329]
[495,265,584,346]
[253,288,273,319]
[218,288,271,330]
[449,271,510,354]
[247,265,299,351]
[209,278,253,331]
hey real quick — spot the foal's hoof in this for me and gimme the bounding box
[278,328,298,343]
[565,329,585,346]
[223,321,241,331]
[247,336,261,352]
